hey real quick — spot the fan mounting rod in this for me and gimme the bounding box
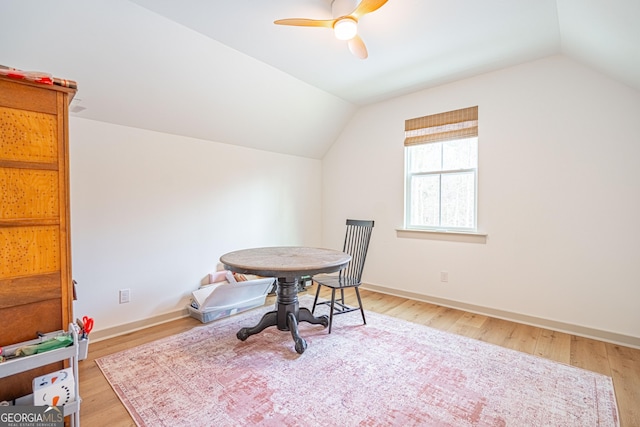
[274,0,388,59]
[332,0,359,18]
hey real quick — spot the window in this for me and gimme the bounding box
[404,106,478,231]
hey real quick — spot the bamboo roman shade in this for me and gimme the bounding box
[404,106,478,146]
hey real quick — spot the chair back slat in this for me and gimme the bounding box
[339,219,374,282]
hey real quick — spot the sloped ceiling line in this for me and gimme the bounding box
[0,0,637,159]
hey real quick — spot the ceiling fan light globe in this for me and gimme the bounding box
[334,18,358,40]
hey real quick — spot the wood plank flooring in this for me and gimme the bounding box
[78,287,640,426]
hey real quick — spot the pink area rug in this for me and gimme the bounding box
[96,296,619,426]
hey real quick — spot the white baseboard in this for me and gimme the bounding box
[89,308,190,343]
[88,286,640,350]
[361,283,640,350]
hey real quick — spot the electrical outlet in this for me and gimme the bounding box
[440,271,449,283]
[119,288,130,304]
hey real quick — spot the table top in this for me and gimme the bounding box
[220,246,351,279]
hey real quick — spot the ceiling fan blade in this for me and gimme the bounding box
[348,35,368,59]
[274,18,335,28]
[350,0,388,19]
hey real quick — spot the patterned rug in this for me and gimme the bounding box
[96,296,619,426]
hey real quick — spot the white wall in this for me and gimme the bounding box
[70,118,322,334]
[322,55,640,342]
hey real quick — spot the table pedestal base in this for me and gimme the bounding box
[236,277,328,354]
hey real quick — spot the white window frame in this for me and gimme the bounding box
[404,137,478,232]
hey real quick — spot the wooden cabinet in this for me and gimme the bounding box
[0,75,77,401]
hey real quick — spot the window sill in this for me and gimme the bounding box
[396,228,488,244]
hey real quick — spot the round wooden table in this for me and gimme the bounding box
[220,247,351,354]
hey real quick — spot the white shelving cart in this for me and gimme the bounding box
[0,324,81,426]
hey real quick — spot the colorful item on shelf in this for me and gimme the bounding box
[53,77,77,89]
[33,367,76,407]
[77,316,94,339]
[82,316,94,339]
[0,64,77,89]
[0,66,52,85]
[14,335,73,357]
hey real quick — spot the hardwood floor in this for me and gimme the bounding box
[78,287,640,426]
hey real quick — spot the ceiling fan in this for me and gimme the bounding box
[274,0,388,59]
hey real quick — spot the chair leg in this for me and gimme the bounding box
[354,287,366,325]
[328,288,336,334]
[312,283,321,314]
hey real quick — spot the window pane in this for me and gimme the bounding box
[441,172,475,228]
[442,137,477,171]
[408,143,442,173]
[410,175,440,227]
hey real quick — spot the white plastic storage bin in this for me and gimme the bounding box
[188,276,274,323]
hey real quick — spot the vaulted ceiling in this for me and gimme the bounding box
[1,0,638,159]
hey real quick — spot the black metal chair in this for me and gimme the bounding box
[311,219,374,333]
